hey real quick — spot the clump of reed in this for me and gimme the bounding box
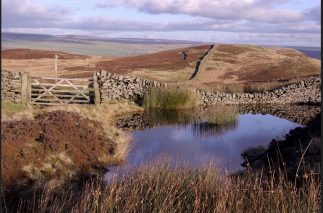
[9,160,320,213]
[203,105,238,125]
[143,87,198,110]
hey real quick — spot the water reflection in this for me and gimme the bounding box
[191,121,237,138]
[108,104,319,181]
[126,113,301,173]
[144,108,239,138]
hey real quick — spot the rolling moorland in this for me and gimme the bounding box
[3,41,320,92]
[1,34,321,211]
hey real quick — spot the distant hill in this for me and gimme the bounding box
[2,49,89,60]
[261,45,321,60]
[2,32,205,45]
[196,44,321,84]
[293,48,321,60]
[2,32,206,57]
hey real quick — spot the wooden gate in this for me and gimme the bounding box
[30,77,94,105]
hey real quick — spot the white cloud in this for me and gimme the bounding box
[2,0,321,46]
[2,0,71,28]
[104,0,305,23]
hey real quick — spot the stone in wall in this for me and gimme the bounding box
[95,71,320,105]
[198,76,321,105]
[1,70,22,103]
[96,70,168,103]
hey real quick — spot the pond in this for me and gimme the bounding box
[106,104,318,178]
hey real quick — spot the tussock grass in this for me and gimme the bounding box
[143,87,198,110]
[204,106,237,125]
[11,160,320,213]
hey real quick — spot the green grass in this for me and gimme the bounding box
[143,87,197,110]
[1,100,28,114]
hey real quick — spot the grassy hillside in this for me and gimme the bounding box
[195,44,320,85]
[93,45,210,81]
[2,45,210,80]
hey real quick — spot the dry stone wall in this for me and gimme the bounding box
[197,77,321,105]
[1,70,22,103]
[96,70,167,103]
[237,104,321,125]
[2,70,320,106]
[96,70,321,105]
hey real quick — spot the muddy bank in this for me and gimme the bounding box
[2,110,116,189]
[241,112,321,180]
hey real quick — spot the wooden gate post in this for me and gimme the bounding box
[93,73,101,104]
[21,73,31,105]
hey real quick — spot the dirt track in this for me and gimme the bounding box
[2,111,115,187]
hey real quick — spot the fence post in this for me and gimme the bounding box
[93,73,101,104]
[21,73,31,105]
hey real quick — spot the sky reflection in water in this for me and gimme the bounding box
[126,113,301,173]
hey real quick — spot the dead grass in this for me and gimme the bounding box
[2,55,108,77]
[131,68,192,83]
[8,160,320,213]
[197,80,299,93]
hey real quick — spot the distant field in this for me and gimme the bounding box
[2,48,106,77]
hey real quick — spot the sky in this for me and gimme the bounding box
[2,0,321,46]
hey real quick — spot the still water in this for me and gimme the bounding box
[123,109,301,173]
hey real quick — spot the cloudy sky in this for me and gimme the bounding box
[2,0,321,46]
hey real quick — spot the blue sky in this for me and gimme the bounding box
[2,0,321,46]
